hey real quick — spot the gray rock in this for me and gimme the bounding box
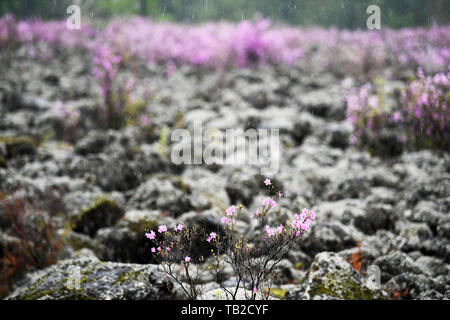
[286,250,313,270]
[327,122,351,149]
[291,113,313,144]
[0,136,36,158]
[75,130,114,155]
[298,88,346,120]
[313,199,365,225]
[408,201,447,230]
[301,222,355,257]
[384,272,447,299]
[373,251,423,282]
[65,231,104,253]
[354,203,397,235]
[414,256,449,277]
[67,155,144,191]
[437,222,450,238]
[325,174,371,200]
[18,95,51,111]
[223,167,262,206]
[128,177,193,216]
[301,252,388,299]
[95,210,174,264]
[6,254,173,300]
[182,168,230,210]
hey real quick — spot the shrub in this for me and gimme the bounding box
[0,193,66,298]
[398,69,450,150]
[50,101,81,142]
[92,44,123,129]
[344,80,401,155]
[345,70,450,155]
[145,178,316,300]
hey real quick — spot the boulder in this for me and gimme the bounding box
[6,252,173,300]
[302,252,387,299]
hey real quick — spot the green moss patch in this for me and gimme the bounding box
[270,288,287,299]
[0,136,36,158]
[73,197,124,237]
[308,271,386,300]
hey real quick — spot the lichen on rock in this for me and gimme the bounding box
[6,250,173,300]
[303,252,388,300]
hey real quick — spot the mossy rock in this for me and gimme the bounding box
[270,288,287,299]
[125,218,158,235]
[65,231,105,253]
[0,136,36,158]
[308,270,386,300]
[73,197,124,237]
[305,252,388,300]
[6,254,173,300]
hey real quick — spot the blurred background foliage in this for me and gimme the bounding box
[0,0,449,29]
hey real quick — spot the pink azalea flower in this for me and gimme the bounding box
[177,224,184,231]
[151,247,156,253]
[263,198,277,208]
[185,256,191,263]
[221,216,227,224]
[226,205,236,216]
[206,237,211,243]
[277,224,283,233]
[265,225,274,237]
[166,247,171,252]
[210,232,217,239]
[253,286,258,294]
[310,210,316,220]
[277,191,283,198]
[145,230,156,240]
[264,178,271,186]
[304,219,311,230]
[157,247,161,251]
[300,211,307,221]
[158,225,168,233]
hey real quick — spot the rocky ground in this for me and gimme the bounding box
[0,52,449,300]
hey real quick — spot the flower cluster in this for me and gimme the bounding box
[49,100,81,141]
[2,15,450,76]
[398,70,450,149]
[291,209,316,234]
[344,82,390,149]
[145,178,316,300]
[345,70,450,153]
[92,44,121,103]
[50,101,81,126]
